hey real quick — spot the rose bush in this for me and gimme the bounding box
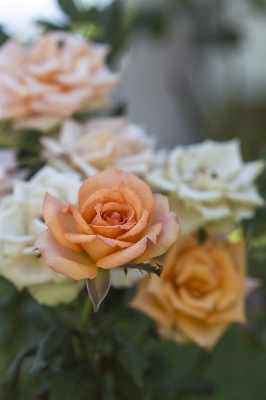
[131,235,247,350]
[0,166,84,305]
[0,32,119,128]
[41,117,163,176]
[34,168,180,280]
[146,139,265,235]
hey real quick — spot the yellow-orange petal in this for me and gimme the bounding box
[43,193,82,252]
[176,313,230,350]
[34,230,98,280]
[130,277,174,330]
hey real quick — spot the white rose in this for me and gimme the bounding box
[146,139,265,235]
[0,166,84,305]
[110,267,146,289]
[41,117,163,176]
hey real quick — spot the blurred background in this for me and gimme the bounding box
[0,1,266,399]
[1,0,266,157]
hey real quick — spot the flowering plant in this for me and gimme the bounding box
[0,3,266,399]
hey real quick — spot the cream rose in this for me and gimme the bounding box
[146,139,265,235]
[0,32,119,128]
[41,117,162,176]
[34,168,180,280]
[0,166,84,305]
[110,267,147,289]
[131,236,247,350]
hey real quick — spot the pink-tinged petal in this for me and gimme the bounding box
[80,188,126,217]
[56,57,91,85]
[24,74,59,96]
[30,88,92,116]
[43,193,81,252]
[96,235,150,269]
[117,209,150,240]
[133,194,180,263]
[34,230,98,280]
[27,58,60,76]
[65,204,95,234]
[80,235,133,262]
[79,168,154,213]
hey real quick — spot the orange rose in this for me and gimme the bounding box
[131,236,246,350]
[34,168,180,280]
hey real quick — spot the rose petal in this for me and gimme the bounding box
[96,235,150,269]
[43,193,81,252]
[34,230,98,280]
[133,194,180,263]
[80,235,133,262]
[79,168,154,214]
[116,209,150,240]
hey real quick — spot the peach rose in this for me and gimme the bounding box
[34,168,180,280]
[131,236,247,350]
[0,32,119,127]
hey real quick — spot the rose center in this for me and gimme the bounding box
[104,211,124,225]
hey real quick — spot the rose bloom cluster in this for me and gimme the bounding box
[0,31,119,128]
[0,29,265,353]
[130,139,264,349]
[41,117,163,177]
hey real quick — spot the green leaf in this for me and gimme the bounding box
[86,269,110,312]
[57,0,80,18]
[30,326,69,374]
[0,26,9,46]
[114,332,150,388]
[0,343,37,399]
[50,365,96,400]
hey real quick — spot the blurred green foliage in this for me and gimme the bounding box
[1,275,266,400]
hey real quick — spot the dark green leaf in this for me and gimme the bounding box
[86,269,110,312]
[0,26,9,46]
[50,365,96,400]
[31,326,69,374]
[0,343,37,399]
[114,332,150,388]
[36,19,66,31]
[57,0,80,18]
